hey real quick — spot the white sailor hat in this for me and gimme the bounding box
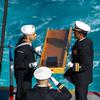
[21,24,35,35]
[73,21,91,32]
[34,67,52,80]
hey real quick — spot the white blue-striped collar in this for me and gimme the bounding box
[79,37,86,42]
[16,43,32,49]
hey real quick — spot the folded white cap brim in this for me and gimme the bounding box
[21,24,35,35]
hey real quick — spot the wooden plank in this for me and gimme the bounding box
[40,28,72,73]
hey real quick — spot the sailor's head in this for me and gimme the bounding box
[21,24,37,41]
[73,21,91,39]
[34,67,53,85]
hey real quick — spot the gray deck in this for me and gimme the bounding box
[71,94,100,100]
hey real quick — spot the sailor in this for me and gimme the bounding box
[24,66,72,100]
[14,24,42,100]
[64,21,94,100]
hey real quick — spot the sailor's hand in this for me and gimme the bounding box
[50,76,59,85]
[29,62,38,69]
[11,65,14,71]
[68,62,73,68]
[33,62,38,67]
[35,46,42,54]
[47,83,53,89]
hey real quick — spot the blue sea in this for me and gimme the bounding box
[0,0,100,92]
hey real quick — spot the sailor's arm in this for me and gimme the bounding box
[50,77,72,100]
[68,45,93,72]
[14,48,25,70]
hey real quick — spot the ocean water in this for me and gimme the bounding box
[0,0,100,92]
